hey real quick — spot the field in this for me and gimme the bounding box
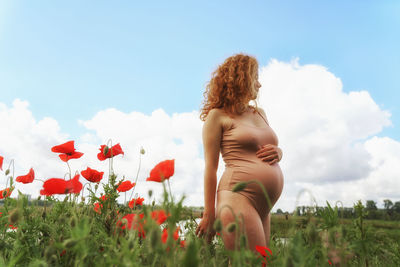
[1,141,399,266]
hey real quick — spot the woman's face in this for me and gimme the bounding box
[250,73,261,100]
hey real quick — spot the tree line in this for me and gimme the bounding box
[275,199,400,220]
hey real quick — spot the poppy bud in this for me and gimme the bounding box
[9,209,20,224]
[232,182,248,192]
[213,219,222,232]
[95,183,99,190]
[63,239,78,249]
[103,146,109,156]
[152,200,155,206]
[81,196,85,202]
[140,147,145,155]
[148,190,153,197]
[5,169,10,175]
[227,222,236,233]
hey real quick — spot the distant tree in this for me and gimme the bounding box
[365,200,378,219]
[383,199,394,217]
[365,200,377,211]
[393,201,400,213]
[383,199,393,210]
[276,208,283,214]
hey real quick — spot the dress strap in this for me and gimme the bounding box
[255,108,269,126]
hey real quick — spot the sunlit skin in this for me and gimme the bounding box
[196,73,283,252]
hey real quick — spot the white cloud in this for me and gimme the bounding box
[257,57,396,211]
[1,58,399,213]
[0,99,71,197]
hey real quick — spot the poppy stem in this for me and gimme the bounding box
[66,162,72,180]
[129,149,142,201]
[244,180,273,212]
[5,159,15,189]
[167,179,174,204]
[81,183,90,199]
[106,139,114,176]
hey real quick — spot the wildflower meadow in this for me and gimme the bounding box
[0,141,399,266]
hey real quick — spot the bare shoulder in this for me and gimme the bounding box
[254,106,269,124]
[205,108,232,130]
[206,108,224,121]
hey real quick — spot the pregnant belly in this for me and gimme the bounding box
[218,161,284,207]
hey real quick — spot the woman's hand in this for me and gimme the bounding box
[195,213,216,244]
[256,144,282,165]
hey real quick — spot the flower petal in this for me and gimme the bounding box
[16,168,35,184]
[51,141,75,154]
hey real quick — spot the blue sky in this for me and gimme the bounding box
[1,1,399,140]
[1,1,400,210]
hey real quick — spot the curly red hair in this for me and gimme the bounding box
[200,53,259,121]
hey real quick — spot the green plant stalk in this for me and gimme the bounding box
[245,179,272,212]
[167,179,174,204]
[129,150,142,201]
[66,161,72,180]
[4,159,15,190]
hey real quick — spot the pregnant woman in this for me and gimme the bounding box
[195,54,284,253]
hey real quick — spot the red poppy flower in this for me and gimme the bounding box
[117,213,145,238]
[128,197,144,208]
[81,167,104,183]
[255,245,273,258]
[99,195,108,201]
[151,209,168,225]
[94,202,102,214]
[174,227,180,240]
[59,151,84,162]
[51,141,84,162]
[0,155,3,170]
[0,187,13,199]
[8,224,18,230]
[40,178,68,195]
[65,174,82,194]
[180,240,186,248]
[97,143,124,161]
[146,159,175,182]
[51,141,75,154]
[161,227,180,244]
[256,245,273,266]
[94,195,108,214]
[16,168,35,184]
[161,228,168,243]
[40,175,82,196]
[117,181,135,192]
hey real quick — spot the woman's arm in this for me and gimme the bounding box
[196,108,222,240]
[201,109,223,217]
